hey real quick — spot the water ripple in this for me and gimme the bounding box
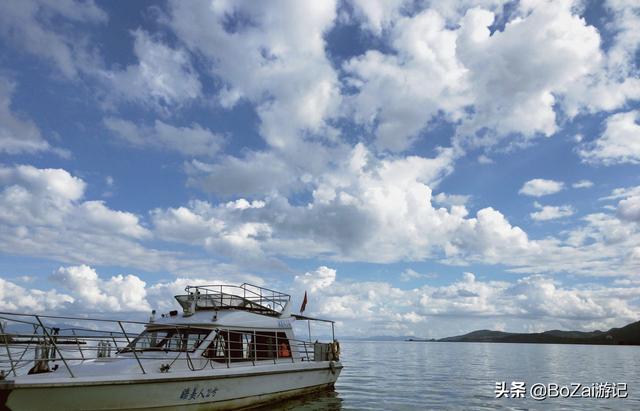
[265,342,639,410]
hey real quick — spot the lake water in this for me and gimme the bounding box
[260,341,640,410]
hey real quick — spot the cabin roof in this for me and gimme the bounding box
[151,309,293,330]
[173,283,291,317]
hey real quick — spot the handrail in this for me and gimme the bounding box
[180,284,291,314]
[0,312,335,379]
[34,315,74,378]
[0,321,16,377]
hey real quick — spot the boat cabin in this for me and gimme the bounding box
[121,284,302,364]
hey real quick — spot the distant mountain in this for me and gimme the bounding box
[438,320,640,345]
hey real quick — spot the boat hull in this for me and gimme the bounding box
[1,362,342,410]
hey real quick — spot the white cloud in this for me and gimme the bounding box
[51,265,150,312]
[294,266,337,293]
[185,152,301,197]
[344,1,603,152]
[455,1,601,146]
[76,201,150,239]
[342,0,640,156]
[0,76,69,157]
[562,0,640,116]
[0,266,263,314]
[2,263,639,337]
[0,77,54,155]
[100,30,201,110]
[104,117,223,157]
[579,110,640,165]
[163,144,452,262]
[433,192,470,207]
[153,144,544,266]
[349,0,407,35]
[399,268,436,282]
[168,1,340,150]
[617,196,640,222]
[156,142,640,277]
[530,202,575,221]
[519,179,564,197]
[0,278,73,311]
[477,154,494,164]
[344,8,469,152]
[21,166,84,200]
[600,185,640,201]
[0,0,107,78]
[291,267,640,337]
[572,180,594,189]
[0,164,211,273]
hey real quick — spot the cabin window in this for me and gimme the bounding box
[125,328,209,352]
[203,331,227,359]
[278,332,291,358]
[205,331,253,361]
[203,330,290,361]
[241,333,254,359]
[254,331,290,359]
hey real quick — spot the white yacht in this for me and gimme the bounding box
[0,284,342,410]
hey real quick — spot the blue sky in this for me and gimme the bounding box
[0,0,639,337]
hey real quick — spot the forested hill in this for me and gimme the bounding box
[438,320,640,345]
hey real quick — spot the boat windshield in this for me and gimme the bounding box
[122,327,210,353]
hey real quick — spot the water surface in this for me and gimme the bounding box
[261,341,639,410]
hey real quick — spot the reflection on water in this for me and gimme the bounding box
[264,341,640,410]
[251,390,343,411]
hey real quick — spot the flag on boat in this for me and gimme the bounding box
[300,291,308,313]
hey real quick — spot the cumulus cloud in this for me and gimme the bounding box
[151,141,640,277]
[0,265,263,314]
[1,261,638,337]
[600,185,640,201]
[519,179,564,197]
[562,0,640,116]
[185,152,301,197]
[294,266,337,293]
[530,202,575,221]
[168,1,340,150]
[433,192,470,207]
[291,268,640,337]
[0,77,54,155]
[153,144,547,267]
[579,110,640,165]
[99,30,201,110]
[344,0,607,152]
[349,0,408,35]
[51,265,150,312]
[399,268,436,282]
[573,180,594,189]
[0,164,211,273]
[617,196,640,222]
[344,8,469,152]
[0,278,73,312]
[455,1,601,145]
[104,117,223,157]
[154,144,455,262]
[155,165,640,277]
[0,0,107,78]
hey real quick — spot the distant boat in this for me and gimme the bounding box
[0,283,342,410]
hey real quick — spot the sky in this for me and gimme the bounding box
[0,0,639,338]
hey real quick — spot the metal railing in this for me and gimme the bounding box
[0,312,335,379]
[176,283,291,315]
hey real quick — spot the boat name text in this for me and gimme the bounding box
[179,385,219,401]
[278,320,292,328]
